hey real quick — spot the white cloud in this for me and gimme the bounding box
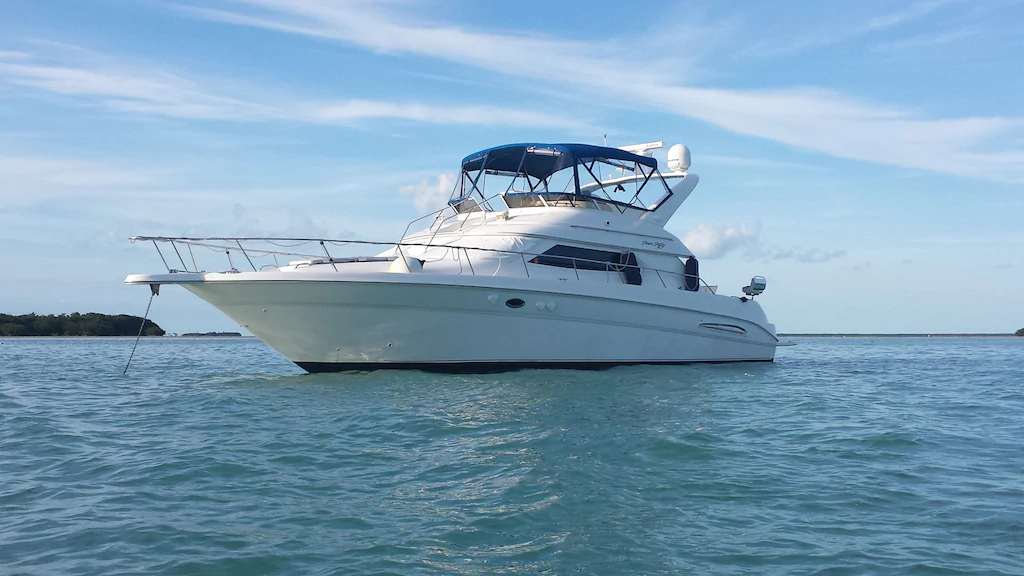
[225,206,348,240]
[0,60,280,121]
[699,154,820,171]
[307,100,586,130]
[398,173,456,213]
[683,223,847,263]
[0,53,584,129]
[177,0,1024,183]
[0,156,156,205]
[862,0,958,32]
[0,153,430,248]
[871,29,977,52]
[683,223,760,259]
[769,247,847,263]
[745,0,960,57]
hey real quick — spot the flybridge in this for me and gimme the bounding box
[460,143,659,178]
[449,142,693,217]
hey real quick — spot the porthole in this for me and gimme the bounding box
[505,298,525,309]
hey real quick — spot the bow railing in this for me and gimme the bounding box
[130,236,716,293]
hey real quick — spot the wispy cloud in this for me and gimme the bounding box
[0,152,438,247]
[0,155,156,204]
[226,203,353,240]
[308,101,585,129]
[398,173,457,213]
[746,0,961,57]
[863,0,959,31]
[684,223,847,263]
[871,28,977,52]
[683,223,760,259]
[699,154,821,171]
[175,0,1024,183]
[769,247,847,263]
[0,59,280,120]
[0,50,586,129]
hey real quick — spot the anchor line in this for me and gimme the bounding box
[123,284,159,375]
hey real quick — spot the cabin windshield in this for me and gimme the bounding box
[449,143,675,215]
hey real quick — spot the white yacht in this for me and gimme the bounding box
[126,141,778,371]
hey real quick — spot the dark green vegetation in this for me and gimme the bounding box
[0,313,164,337]
[1017,328,1024,337]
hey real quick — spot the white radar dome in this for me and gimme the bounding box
[667,143,690,172]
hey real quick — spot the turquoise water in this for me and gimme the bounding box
[2,337,1023,575]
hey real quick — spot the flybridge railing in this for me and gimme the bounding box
[130,236,714,292]
[400,191,510,242]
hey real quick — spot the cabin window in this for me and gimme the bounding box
[530,245,622,270]
[529,245,643,285]
[449,196,483,214]
[621,252,642,286]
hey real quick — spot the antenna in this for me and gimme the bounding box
[618,141,664,156]
[603,134,607,146]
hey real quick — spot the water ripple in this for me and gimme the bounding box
[1,336,1023,574]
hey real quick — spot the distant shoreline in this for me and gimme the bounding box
[1,312,164,337]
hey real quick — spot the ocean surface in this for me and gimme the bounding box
[1,337,1022,575]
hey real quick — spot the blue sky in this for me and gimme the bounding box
[1,0,1022,334]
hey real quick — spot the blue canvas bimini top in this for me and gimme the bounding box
[461,143,658,180]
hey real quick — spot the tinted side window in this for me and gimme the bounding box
[530,245,623,270]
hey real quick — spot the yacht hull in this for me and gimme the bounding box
[294,359,771,373]
[178,277,777,372]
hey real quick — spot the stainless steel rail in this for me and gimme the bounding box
[130,236,715,292]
